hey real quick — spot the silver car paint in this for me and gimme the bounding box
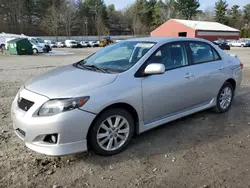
[11,88,96,156]
[11,37,242,156]
[25,65,118,98]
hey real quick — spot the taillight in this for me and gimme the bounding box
[240,63,244,69]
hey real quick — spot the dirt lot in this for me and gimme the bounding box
[1,47,250,188]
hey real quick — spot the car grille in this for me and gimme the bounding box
[18,98,34,111]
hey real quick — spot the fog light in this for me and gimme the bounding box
[44,134,58,144]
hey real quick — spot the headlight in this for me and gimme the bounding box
[38,97,89,116]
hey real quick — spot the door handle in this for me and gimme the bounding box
[219,67,225,71]
[184,73,194,79]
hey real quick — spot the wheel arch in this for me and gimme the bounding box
[86,102,140,143]
[225,78,236,91]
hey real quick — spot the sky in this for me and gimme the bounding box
[104,0,249,10]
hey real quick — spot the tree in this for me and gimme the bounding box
[228,5,244,29]
[153,0,167,27]
[166,0,178,19]
[60,1,76,37]
[214,0,228,25]
[40,3,62,40]
[134,0,157,33]
[202,6,215,21]
[78,0,109,36]
[124,4,143,35]
[107,4,115,12]
[175,0,200,20]
[243,4,250,24]
[229,5,239,25]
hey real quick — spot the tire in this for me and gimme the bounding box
[33,48,38,54]
[88,108,135,156]
[213,82,234,113]
[1,44,5,49]
[241,44,244,47]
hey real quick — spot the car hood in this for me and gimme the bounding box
[25,65,118,98]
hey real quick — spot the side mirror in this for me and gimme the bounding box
[144,63,165,75]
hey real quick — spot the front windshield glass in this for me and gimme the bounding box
[30,39,38,44]
[37,38,45,43]
[79,41,155,72]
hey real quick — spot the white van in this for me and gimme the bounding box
[65,40,78,48]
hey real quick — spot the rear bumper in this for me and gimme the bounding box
[234,68,242,96]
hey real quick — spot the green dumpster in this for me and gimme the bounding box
[7,38,33,55]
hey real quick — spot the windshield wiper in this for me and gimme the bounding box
[84,65,110,73]
[75,63,110,73]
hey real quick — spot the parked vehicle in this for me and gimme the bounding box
[99,37,114,47]
[65,40,78,48]
[228,40,248,47]
[0,33,25,48]
[0,33,51,53]
[11,37,243,156]
[30,42,44,54]
[28,38,51,53]
[44,40,52,46]
[242,40,250,47]
[57,42,66,48]
[89,41,100,47]
[50,42,58,48]
[80,41,91,47]
[213,40,231,50]
[76,41,82,48]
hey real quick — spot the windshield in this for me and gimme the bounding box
[37,38,45,43]
[30,39,38,44]
[78,41,155,72]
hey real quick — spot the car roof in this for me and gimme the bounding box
[127,37,211,44]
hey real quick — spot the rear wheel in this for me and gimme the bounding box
[88,108,134,156]
[213,82,234,113]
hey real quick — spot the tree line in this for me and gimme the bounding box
[0,0,250,38]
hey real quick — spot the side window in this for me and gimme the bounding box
[189,42,221,64]
[148,43,188,70]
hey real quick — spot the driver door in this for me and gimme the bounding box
[142,42,199,124]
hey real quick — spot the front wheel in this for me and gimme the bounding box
[33,48,38,54]
[88,108,134,156]
[213,82,234,113]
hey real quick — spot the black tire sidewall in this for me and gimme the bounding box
[88,108,135,156]
[216,82,234,113]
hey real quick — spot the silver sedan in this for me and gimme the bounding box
[11,37,243,156]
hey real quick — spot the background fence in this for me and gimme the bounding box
[36,35,144,42]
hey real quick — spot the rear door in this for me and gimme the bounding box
[186,41,227,104]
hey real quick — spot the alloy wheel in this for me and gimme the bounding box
[96,115,130,151]
[219,86,232,110]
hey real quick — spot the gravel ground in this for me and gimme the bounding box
[1,47,250,188]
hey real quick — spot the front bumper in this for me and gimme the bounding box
[11,88,96,156]
[43,45,52,52]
